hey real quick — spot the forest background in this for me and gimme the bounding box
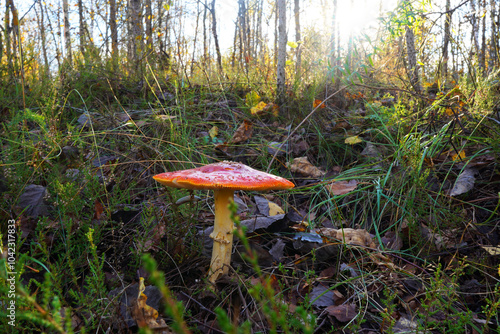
[1,0,500,333]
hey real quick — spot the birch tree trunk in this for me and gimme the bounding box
[62,0,72,64]
[470,0,480,60]
[330,0,338,73]
[203,0,208,64]
[480,0,486,70]
[294,0,301,78]
[442,0,451,80]
[405,26,420,93]
[276,0,287,105]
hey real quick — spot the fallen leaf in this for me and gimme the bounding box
[288,157,325,178]
[251,101,268,115]
[209,126,218,140]
[17,185,48,217]
[267,141,287,156]
[451,150,466,161]
[230,120,253,143]
[255,196,284,216]
[309,285,334,307]
[93,200,105,220]
[480,245,500,255]
[318,228,376,248]
[313,99,326,108]
[268,202,285,216]
[325,179,358,196]
[129,278,165,328]
[325,304,357,322]
[345,136,362,145]
[450,168,476,196]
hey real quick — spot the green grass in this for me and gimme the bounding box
[0,57,499,333]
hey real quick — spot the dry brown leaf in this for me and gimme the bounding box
[130,278,163,328]
[230,120,253,143]
[325,179,358,196]
[318,228,376,248]
[325,304,357,322]
[288,157,325,178]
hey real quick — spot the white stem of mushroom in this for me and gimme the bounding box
[208,189,235,283]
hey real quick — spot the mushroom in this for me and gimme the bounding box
[153,161,294,283]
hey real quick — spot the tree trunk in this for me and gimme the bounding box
[203,0,208,64]
[490,0,498,68]
[294,0,301,78]
[442,0,451,80]
[78,0,85,54]
[210,0,223,73]
[62,0,72,64]
[331,0,338,72]
[128,0,143,71]
[145,0,153,54]
[470,0,480,60]
[274,2,278,64]
[37,0,49,77]
[405,25,420,93]
[276,0,287,105]
[4,0,12,74]
[109,0,118,57]
[480,0,486,70]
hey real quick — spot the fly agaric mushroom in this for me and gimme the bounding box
[153,161,294,283]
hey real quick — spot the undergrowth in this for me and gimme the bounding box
[1,57,499,333]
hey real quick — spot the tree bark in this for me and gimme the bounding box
[330,0,338,72]
[480,0,486,70]
[470,0,480,60]
[128,0,143,71]
[62,0,72,64]
[210,0,223,73]
[276,0,287,105]
[490,0,498,68]
[37,0,49,76]
[442,0,451,80]
[294,0,301,78]
[109,0,118,57]
[405,25,420,93]
[145,0,153,54]
[78,0,85,54]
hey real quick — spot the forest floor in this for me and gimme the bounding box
[1,77,500,333]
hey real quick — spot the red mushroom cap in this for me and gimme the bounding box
[153,161,294,191]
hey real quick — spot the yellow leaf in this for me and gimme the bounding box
[268,202,285,216]
[251,101,268,115]
[345,136,362,145]
[445,107,454,116]
[209,126,218,139]
[287,41,298,48]
[451,150,466,161]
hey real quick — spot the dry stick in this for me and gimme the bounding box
[266,85,347,172]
